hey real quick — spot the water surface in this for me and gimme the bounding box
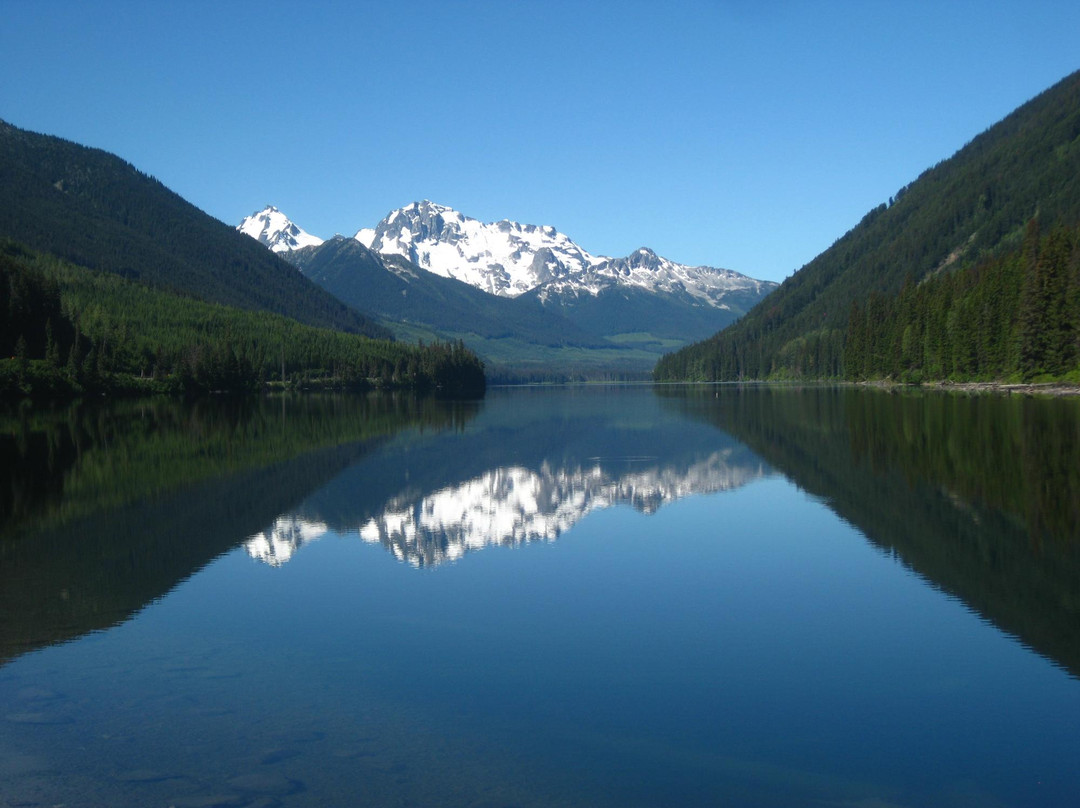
[1,386,1078,807]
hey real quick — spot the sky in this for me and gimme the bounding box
[2,1,1079,283]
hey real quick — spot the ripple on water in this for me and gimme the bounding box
[4,711,74,725]
[226,771,305,796]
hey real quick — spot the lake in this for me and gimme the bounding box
[1,385,1078,807]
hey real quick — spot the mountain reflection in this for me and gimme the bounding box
[246,446,768,567]
[245,515,330,566]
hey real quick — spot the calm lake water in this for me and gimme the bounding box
[1,385,1078,807]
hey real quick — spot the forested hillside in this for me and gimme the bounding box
[0,119,387,338]
[0,242,486,398]
[655,69,1080,382]
[845,220,1080,383]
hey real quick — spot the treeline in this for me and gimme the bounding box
[0,242,486,398]
[486,364,653,385]
[845,220,1080,382]
[654,69,1080,382]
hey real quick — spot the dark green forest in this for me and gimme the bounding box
[655,69,1080,383]
[845,220,1080,383]
[0,242,486,398]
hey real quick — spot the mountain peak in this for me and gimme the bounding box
[355,201,601,296]
[413,199,456,214]
[237,206,323,253]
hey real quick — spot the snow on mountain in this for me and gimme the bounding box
[238,200,774,307]
[353,200,772,305]
[238,206,323,253]
[536,247,776,307]
[355,200,600,297]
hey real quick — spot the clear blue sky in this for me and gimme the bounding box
[2,1,1078,283]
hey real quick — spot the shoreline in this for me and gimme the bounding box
[866,380,1080,397]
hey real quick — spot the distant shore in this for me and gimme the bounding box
[931,382,1080,397]
[862,380,1080,397]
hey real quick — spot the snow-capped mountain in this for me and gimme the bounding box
[239,201,774,308]
[238,206,323,253]
[353,200,772,306]
[355,200,600,297]
[238,201,778,365]
[538,247,774,308]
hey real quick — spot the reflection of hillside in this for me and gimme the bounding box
[0,396,473,666]
[0,395,477,539]
[249,448,769,567]
[665,385,1080,679]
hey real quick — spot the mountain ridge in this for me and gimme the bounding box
[0,120,388,338]
[240,200,776,310]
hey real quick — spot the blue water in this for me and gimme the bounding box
[1,386,1078,807]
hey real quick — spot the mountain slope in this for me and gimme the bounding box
[841,220,1080,383]
[0,242,486,398]
[572,247,774,307]
[655,69,1080,381]
[0,120,387,338]
[288,237,611,348]
[525,247,776,340]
